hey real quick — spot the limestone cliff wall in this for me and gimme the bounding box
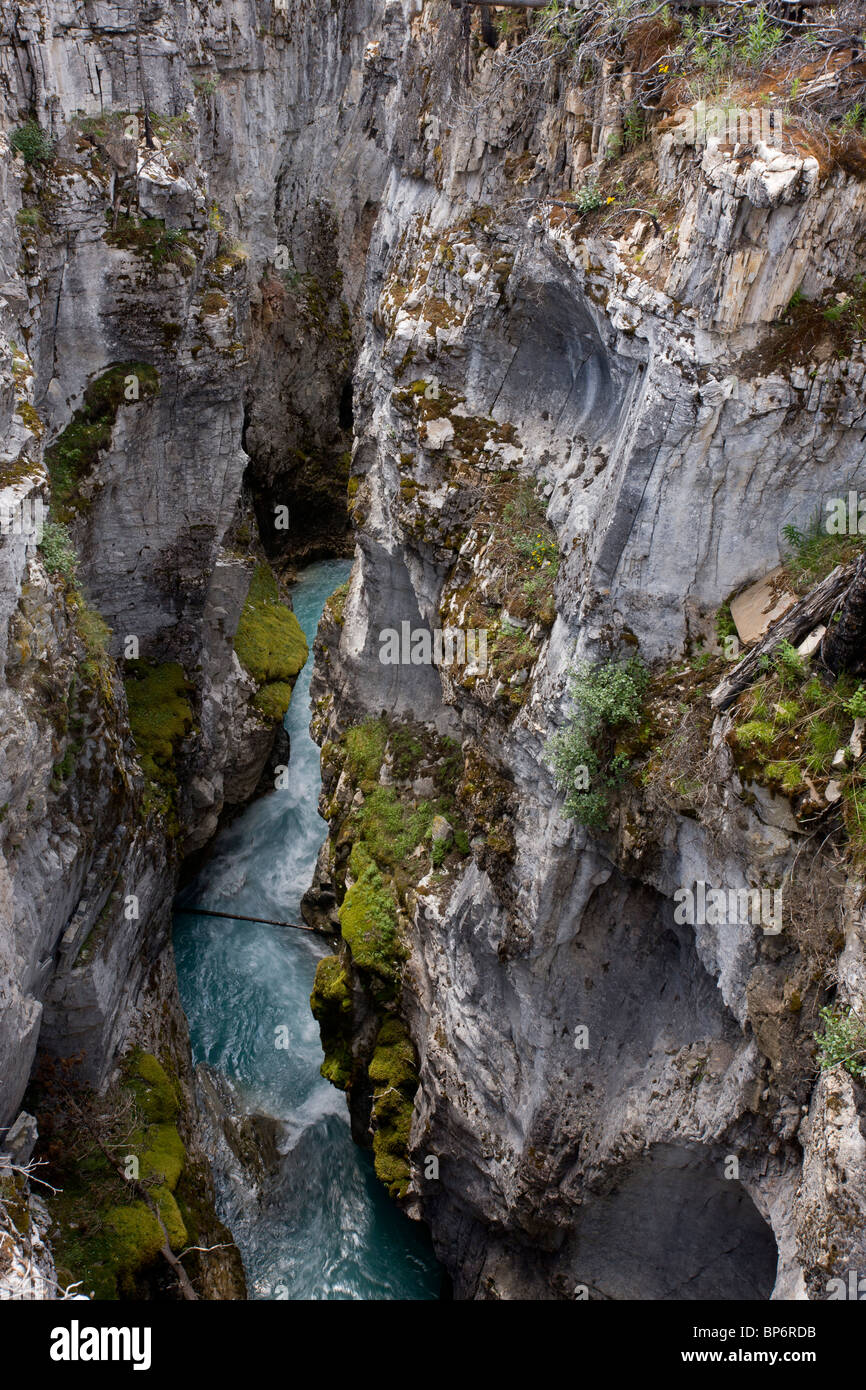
[3,0,866,1302]
[307,3,866,1300]
[0,0,388,1296]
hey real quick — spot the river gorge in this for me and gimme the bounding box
[2,0,866,1316]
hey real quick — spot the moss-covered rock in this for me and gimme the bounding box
[339,864,405,987]
[152,1186,188,1249]
[43,1051,190,1298]
[138,1123,186,1190]
[104,1203,165,1272]
[125,1050,181,1123]
[369,1018,418,1200]
[124,661,193,820]
[368,1015,418,1091]
[252,680,294,721]
[310,954,354,1089]
[46,363,159,520]
[234,564,308,683]
[234,564,308,721]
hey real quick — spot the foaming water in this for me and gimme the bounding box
[174,559,441,1300]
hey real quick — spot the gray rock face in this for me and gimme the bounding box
[0,0,388,1298]
[305,9,866,1301]
[3,0,866,1305]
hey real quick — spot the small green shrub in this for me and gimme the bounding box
[573,183,603,214]
[10,121,54,165]
[738,6,783,66]
[844,685,866,719]
[39,521,79,582]
[546,656,649,829]
[623,103,647,151]
[105,214,196,271]
[15,207,45,230]
[782,516,861,592]
[815,1005,866,1079]
[503,482,546,529]
[806,718,843,773]
[774,639,805,688]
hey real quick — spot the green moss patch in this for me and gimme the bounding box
[125,1050,180,1121]
[339,863,405,988]
[344,717,388,785]
[349,786,437,869]
[369,1018,418,1200]
[46,363,159,520]
[34,1051,189,1299]
[252,681,294,721]
[234,564,308,720]
[310,955,354,1089]
[124,661,193,820]
[105,213,197,271]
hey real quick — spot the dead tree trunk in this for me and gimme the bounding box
[479,4,499,46]
[822,550,866,677]
[135,5,155,149]
[710,563,854,710]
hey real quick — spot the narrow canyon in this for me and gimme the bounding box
[2,0,866,1307]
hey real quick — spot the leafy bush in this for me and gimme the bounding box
[774,639,805,688]
[815,1005,866,1079]
[39,521,79,582]
[10,121,54,165]
[573,183,603,214]
[546,656,649,830]
[738,7,783,66]
[844,685,866,719]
